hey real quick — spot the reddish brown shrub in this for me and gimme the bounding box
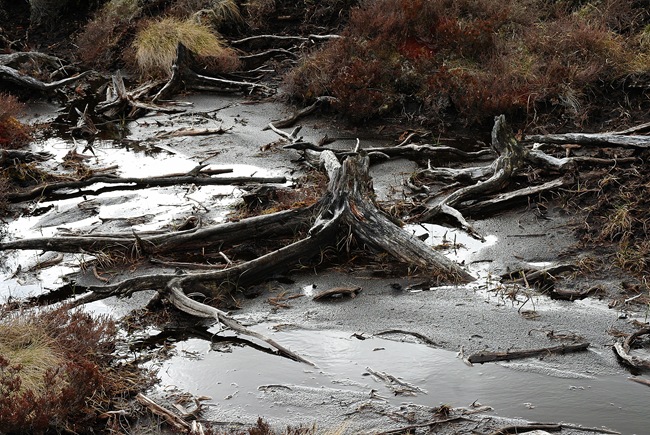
[0,305,153,433]
[0,93,30,150]
[284,0,650,127]
[76,0,142,70]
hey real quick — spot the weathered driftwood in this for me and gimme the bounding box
[0,65,89,92]
[312,286,362,301]
[413,115,525,238]
[230,34,341,51]
[375,416,466,435]
[411,115,640,233]
[489,424,562,435]
[285,141,493,164]
[374,329,440,347]
[239,48,297,70]
[467,342,590,364]
[501,264,577,285]
[153,126,232,139]
[525,132,650,149]
[613,327,650,370]
[459,178,570,216]
[6,171,286,203]
[629,376,650,387]
[0,206,314,256]
[166,281,313,365]
[96,71,183,119]
[64,152,472,299]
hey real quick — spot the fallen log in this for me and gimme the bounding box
[0,63,89,92]
[312,286,362,301]
[629,376,650,387]
[0,206,314,256]
[524,132,650,149]
[135,393,191,432]
[489,424,562,434]
[285,141,493,164]
[467,342,590,364]
[96,71,184,119]
[7,172,286,203]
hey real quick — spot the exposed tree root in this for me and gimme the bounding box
[154,43,271,102]
[410,115,640,237]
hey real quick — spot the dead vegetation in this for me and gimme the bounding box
[284,0,650,128]
[0,305,154,433]
[2,1,650,433]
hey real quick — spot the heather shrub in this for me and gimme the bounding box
[284,0,650,127]
[77,0,143,69]
[28,0,100,26]
[244,0,276,30]
[132,17,239,77]
[0,306,152,433]
[0,93,31,150]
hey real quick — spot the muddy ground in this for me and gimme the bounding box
[1,92,648,434]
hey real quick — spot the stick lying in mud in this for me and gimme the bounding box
[312,286,362,301]
[613,327,650,370]
[135,393,191,432]
[467,342,590,364]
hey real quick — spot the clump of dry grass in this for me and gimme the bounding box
[132,17,238,78]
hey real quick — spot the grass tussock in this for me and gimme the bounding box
[0,305,154,433]
[284,0,650,127]
[133,17,238,77]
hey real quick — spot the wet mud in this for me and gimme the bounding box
[1,94,648,434]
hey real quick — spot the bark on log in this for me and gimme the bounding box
[525,133,650,149]
[468,342,590,364]
[0,206,314,256]
[7,173,286,203]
